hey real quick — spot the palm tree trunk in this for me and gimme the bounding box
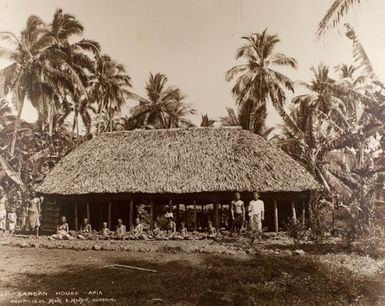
[10,87,23,157]
[108,98,112,132]
[97,91,105,135]
[48,100,54,136]
[73,107,79,136]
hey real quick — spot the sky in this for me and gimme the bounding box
[0,0,385,129]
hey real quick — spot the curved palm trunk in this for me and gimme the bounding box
[47,95,55,136]
[72,109,79,136]
[97,91,105,135]
[10,85,23,157]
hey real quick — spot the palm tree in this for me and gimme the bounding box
[220,98,274,139]
[129,73,195,129]
[200,114,216,127]
[226,29,297,129]
[0,10,101,153]
[0,15,72,156]
[46,9,100,136]
[89,54,132,134]
[165,100,196,128]
[317,0,363,36]
[0,98,14,129]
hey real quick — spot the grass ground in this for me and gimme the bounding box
[0,239,384,305]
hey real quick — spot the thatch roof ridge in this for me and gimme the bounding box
[38,127,319,195]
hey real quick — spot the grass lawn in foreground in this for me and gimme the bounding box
[0,245,384,305]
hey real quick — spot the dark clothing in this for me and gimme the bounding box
[233,213,243,232]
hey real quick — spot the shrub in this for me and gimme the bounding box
[286,218,308,245]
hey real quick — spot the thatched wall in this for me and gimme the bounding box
[37,127,319,195]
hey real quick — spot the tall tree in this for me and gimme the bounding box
[0,15,72,155]
[0,9,100,152]
[46,9,100,136]
[317,0,363,36]
[226,29,297,129]
[89,54,132,134]
[200,114,216,127]
[129,73,195,129]
[220,98,274,139]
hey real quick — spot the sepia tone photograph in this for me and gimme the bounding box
[0,0,384,305]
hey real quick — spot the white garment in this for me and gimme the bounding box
[248,200,264,216]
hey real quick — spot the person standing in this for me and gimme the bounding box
[7,206,17,236]
[28,191,41,237]
[0,187,7,237]
[231,192,245,234]
[248,192,265,241]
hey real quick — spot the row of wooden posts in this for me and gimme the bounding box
[72,198,306,232]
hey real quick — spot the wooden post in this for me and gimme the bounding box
[86,202,90,223]
[291,201,297,221]
[129,198,134,230]
[150,198,154,229]
[214,201,219,230]
[108,201,112,228]
[176,203,180,225]
[168,200,173,213]
[273,200,278,233]
[193,200,197,231]
[74,202,78,231]
[302,200,306,225]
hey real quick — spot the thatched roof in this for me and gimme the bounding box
[38,127,319,195]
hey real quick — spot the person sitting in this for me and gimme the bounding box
[167,215,177,239]
[7,206,17,237]
[128,218,147,240]
[151,221,167,240]
[207,221,217,239]
[51,216,72,240]
[172,221,188,240]
[112,218,126,240]
[78,218,92,240]
[97,222,110,240]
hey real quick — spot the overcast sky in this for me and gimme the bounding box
[0,0,384,129]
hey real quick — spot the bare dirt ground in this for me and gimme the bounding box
[0,236,384,306]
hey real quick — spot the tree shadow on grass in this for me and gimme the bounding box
[262,241,352,255]
[4,253,384,306]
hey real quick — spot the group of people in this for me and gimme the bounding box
[231,192,265,237]
[50,211,220,241]
[0,187,42,237]
[0,188,265,240]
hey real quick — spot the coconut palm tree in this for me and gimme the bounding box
[45,9,100,136]
[220,98,274,139]
[226,29,297,129]
[165,99,196,128]
[317,0,363,36]
[200,114,216,127]
[129,73,194,129]
[0,9,101,152]
[0,15,73,156]
[89,54,132,134]
[0,98,14,129]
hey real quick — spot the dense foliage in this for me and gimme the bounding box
[0,7,383,243]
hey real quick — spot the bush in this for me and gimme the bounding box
[286,218,307,245]
[308,220,328,244]
[349,224,385,254]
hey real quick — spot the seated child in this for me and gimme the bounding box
[7,207,17,237]
[178,221,194,240]
[112,218,126,240]
[51,216,72,240]
[98,222,110,240]
[78,218,92,240]
[128,218,147,240]
[167,216,177,239]
[150,221,167,240]
[207,221,217,239]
